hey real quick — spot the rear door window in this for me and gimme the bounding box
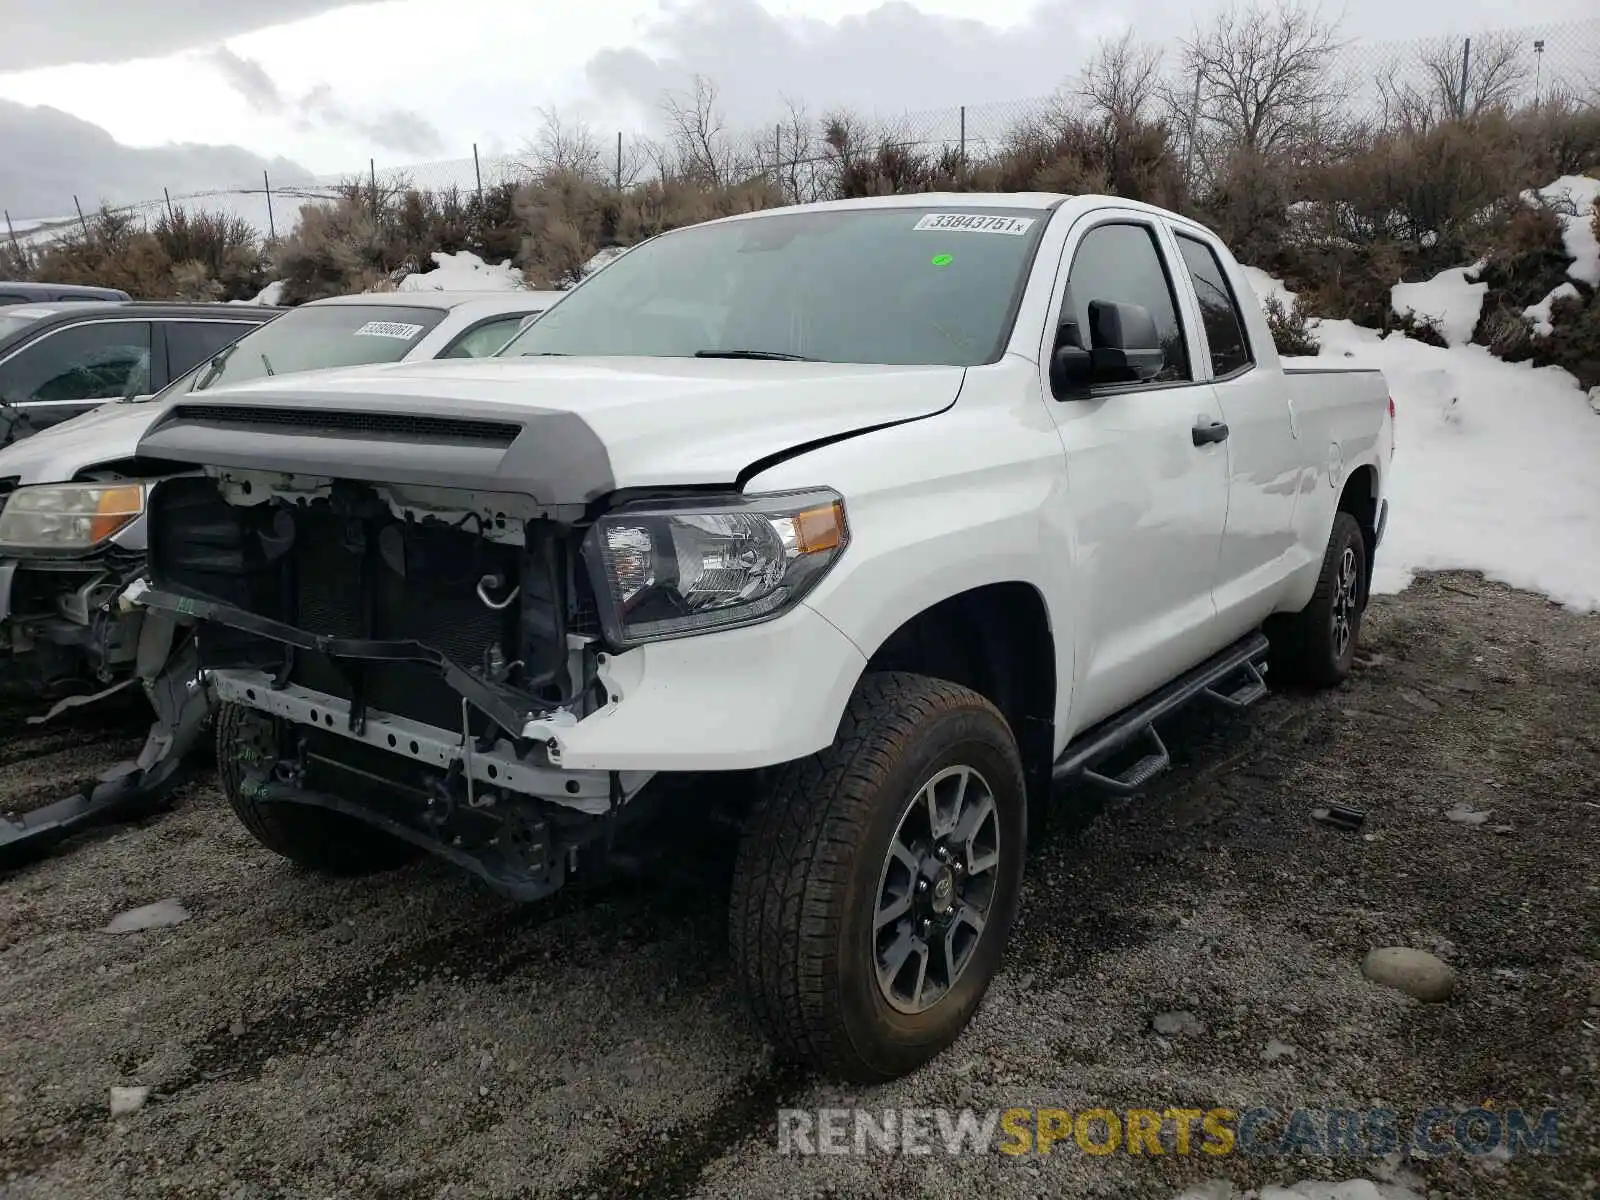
[167,321,256,379]
[1173,234,1254,378]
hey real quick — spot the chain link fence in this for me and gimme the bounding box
[5,15,1597,252]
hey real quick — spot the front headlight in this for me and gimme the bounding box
[583,489,848,647]
[0,482,147,550]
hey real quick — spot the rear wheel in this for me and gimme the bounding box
[730,672,1027,1081]
[217,703,418,876]
[1269,511,1367,687]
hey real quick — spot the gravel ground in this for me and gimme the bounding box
[1,571,1596,1199]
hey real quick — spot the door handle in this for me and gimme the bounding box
[1192,419,1230,446]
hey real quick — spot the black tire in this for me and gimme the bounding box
[1268,511,1368,688]
[216,703,419,877]
[730,671,1027,1082]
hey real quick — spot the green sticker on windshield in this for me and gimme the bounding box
[931,253,953,266]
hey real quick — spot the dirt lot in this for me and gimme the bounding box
[1,571,1596,1200]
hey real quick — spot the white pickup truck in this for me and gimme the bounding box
[129,193,1392,1081]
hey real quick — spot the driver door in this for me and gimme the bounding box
[1042,214,1231,731]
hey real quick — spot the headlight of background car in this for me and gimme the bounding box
[0,483,146,550]
[583,489,848,647]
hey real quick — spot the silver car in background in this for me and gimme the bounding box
[0,290,565,700]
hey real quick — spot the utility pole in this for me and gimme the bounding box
[263,170,276,242]
[1456,37,1472,118]
[1533,39,1546,105]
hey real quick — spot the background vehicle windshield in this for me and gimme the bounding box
[147,303,449,399]
[0,310,47,344]
[498,207,1050,367]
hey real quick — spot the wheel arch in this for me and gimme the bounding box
[858,581,1058,814]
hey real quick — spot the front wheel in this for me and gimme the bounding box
[730,672,1027,1082]
[1269,511,1368,687]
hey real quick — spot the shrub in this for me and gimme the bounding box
[152,208,265,301]
[1263,295,1321,356]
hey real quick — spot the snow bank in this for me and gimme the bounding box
[581,246,628,278]
[396,250,525,292]
[1239,265,1297,311]
[1522,282,1581,337]
[1307,318,1600,611]
[228,280,286,306]
[1527,175,1600,287]
[1390,265,1486,346]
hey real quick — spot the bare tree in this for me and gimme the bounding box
[770,98,827,204]
[1420,31,1530,121]
[661,75,738,186]
[523,106,608,183]
[1077,30,1165,130]
[1179,1,1349,156]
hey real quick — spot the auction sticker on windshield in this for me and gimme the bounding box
[353,321,426,340]
[913,214,1035,235]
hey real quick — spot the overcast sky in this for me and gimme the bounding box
[1,0,1594,217]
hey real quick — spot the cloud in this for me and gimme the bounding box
[0,99,314,218]
[0,1,400,72]
[579,0,1600,137]
[583,0,1134,128]
[204,48,446,159]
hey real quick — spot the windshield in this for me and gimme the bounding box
[0,311,48,344]
[140,303,449,400]
[497,207,1050,367]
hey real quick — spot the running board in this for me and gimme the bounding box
[1053,632,1270,795]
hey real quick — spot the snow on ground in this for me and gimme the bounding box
[1239,265,1297,311]
[227,280,286,306]
[1522,281,1581,337]
[395,250,525,292]
[1302,317,1600,612]
[1527,174,1600,286]
[1173,1179,1424,1200]
[1390,265,1486,346]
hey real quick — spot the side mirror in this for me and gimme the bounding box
[1086,299,1165,383]
[1049,321,1094,397]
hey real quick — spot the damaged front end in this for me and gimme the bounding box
[137,469,648,900]
[0,477,154,704]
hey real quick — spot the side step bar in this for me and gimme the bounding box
[1053,632,1271,796]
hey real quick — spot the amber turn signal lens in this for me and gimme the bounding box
[89,485,146,543]
[793,501,845,554]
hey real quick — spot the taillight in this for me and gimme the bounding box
[1388,395,1396,457]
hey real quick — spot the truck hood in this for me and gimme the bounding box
[135,356,965,505]
[0,400,163,486]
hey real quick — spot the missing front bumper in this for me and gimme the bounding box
[210,668,651,815]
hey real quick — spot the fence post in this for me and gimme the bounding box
[263,170,276,242]
[473,143,483,200]
[73,195,90,240]
[616,131,623,191]
[959,105,966,169]
[3,209,21,267]
[163,187,176,223]
[1456,37,1472,117]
